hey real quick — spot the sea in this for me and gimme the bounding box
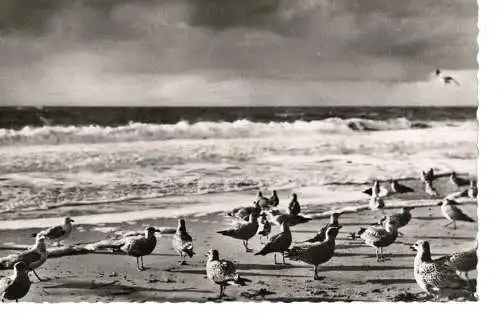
[0,106,477,225]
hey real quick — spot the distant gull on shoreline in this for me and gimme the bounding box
[31,216,74,247]
[288,193,301,216]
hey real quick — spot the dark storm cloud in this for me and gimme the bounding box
[0,0,477,105]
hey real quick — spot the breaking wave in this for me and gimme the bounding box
[0,118,431,146]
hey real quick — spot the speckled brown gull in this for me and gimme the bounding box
[255,221,292,264]
[410,240,471,300]
[438,240,478,280]
[1,234,48,281]
[118,226,160,271]
[357,220,398,262]
[285,227,341,280]
[205,249,251,298]
[439,198,475,229]
[172,219,195,265]
[31,216,74,246]
[0,262,31,303]
[217,212,259,252]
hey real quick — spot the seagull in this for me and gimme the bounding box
[0,262,31,303]
[449,172,470,188]
[389,180,415,194]
[303,212,342,243]
[379,207,414,231]
[465,179,478,199]
[410,240,470,300]
[172,219,195,265]
[420,168,435,184]
[264,210,311,227]
[362,180,382,197]
[205,249,251,298]
[424,180,439,197]
[435,69,460,86]
[356,220,399,262]
[255,221,292,265]
[226,202,261,221]
[288,193,301,216]
[1,234,48,282]
[118,226,161,271]
[285,227,341,280]
[217,212,259,252]
[368,194,385,214]
[257,214,272,243]
[31,216,74,246]
[269,190,279,207]
[438,240,478,281]
[256,191,271,209]
[439,198,475,229]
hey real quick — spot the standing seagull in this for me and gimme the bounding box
[435,69,460,86]
[424,180,439,197]
[449,172,469,188]
[411,240,470,300]
[439,198,475,229]
[256,191,271,209]
[288,193,301,216]
[304,212,342,243]
[269,190,279,207]
[217,212,259,252]
[2,234,48,281]
[421,168,435,184]
[206,249,251,298]
[257,214,272,243]
[437,240,478,281]
[285,227,341,280]
[389,180,415,194]
[255,221,292,264]
[356,220,398,262]
[119,226,160,271]
[0,262,31,303]
[369,194,385,214]
[379,207,414,232]
[31,216,74,246]
[172,219,195,265]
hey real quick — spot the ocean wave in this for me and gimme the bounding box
[0,118,431,146]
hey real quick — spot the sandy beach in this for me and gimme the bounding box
[0,177,477,302]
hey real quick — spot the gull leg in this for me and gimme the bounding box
[274,253,277,265]
[282,252,287,265]
[465,272,469,281]
[380,248,385,262]
[32,270,46,282]
[136,257,142,271]
[313,266,319,280]
[141,256,145,270]
[219,285,224,298]
[375,248,379,262]
[453,221,457,229]
[244,240,253,253]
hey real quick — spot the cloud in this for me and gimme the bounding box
[0,0,478,105]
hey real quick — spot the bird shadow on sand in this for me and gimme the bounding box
[411,235,475,241]
[355,278,416,285]
[235,263,304,271]
[42,279,212,295]
[170,268,308,279]
[321,265,412,272]
[413,216,443,221]
[335,252,416,258]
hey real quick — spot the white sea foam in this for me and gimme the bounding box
[0,117,430,146]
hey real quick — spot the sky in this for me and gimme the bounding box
[0,0,478,106]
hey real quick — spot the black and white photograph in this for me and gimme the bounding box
[0,0,479,303]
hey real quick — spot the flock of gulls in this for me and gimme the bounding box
[0,168,478,302]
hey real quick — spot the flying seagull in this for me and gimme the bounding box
[435,69,460,86]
